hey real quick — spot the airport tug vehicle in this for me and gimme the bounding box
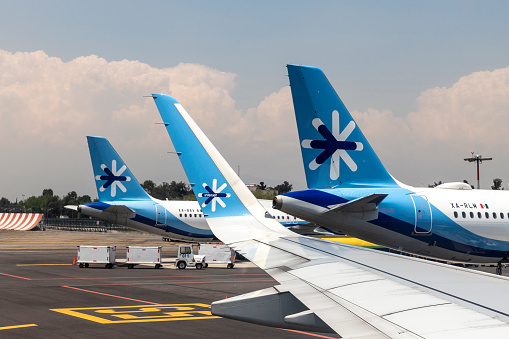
[175,243,236,269]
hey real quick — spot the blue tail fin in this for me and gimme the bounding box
[287,64,396,189]
[152,94,284,228]
[87,136,151,202]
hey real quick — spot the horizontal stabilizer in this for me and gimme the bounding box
[104,205,136,217]
[326,193,387,221]
[64,205,78,211]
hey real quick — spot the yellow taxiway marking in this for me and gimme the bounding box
[0,324,37,330]
[16,264,74,266]
[51,304,219,324]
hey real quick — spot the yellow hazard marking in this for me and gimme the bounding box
[0,324,37,330]
[51,304,219,324]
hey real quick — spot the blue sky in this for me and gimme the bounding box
[2,1,509,201]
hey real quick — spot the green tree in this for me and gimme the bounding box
[257,182,267,190]
[149,181,193,200]
[463,180,474,189]
[492,178,504,190]
[252,189,277,200]
[427,181,443,188]
[141,180,156,195]
[274,181,293,195]
[0,197,10,206]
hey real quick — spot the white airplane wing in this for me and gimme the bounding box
[153,93,509,338]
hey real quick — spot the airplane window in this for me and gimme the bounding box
[501,213,504,219]
[485,212,489,219]
[179,214,182,217]
[493,212,497,219]
[461,212,466,218]
[287,216,290,219]
[454,211,458,218]
[185,214,187,218]
[469,212,474,218]
[294,216,296,219]
[478,212,482,218]
[194,214,197,218]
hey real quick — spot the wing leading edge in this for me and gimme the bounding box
[152,92,509,338]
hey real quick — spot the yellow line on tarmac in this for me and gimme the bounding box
[0,324,37,330]
[17,264,74,266]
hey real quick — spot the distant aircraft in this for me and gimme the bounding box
[152,91,509,337]
[272,64,509,272]
[65,136,309,241]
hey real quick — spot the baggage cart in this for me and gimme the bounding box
[126,246,162,269]
[77,245,116,269]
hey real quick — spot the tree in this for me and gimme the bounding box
[141,180,156,195]
[492,178,504,190]
[428,181,443,188]
[274,181,293,195]
[257,182,267,190]
[463,180,474,189]
[0,197,10,206]
[42,188,54,196]
[149,181,193,200]
[77,195,92,204]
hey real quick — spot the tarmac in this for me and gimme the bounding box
[0,229,341,338]
[1,229,507,338]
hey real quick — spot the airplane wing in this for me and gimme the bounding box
[152,93,509,337]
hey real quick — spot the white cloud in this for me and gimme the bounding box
[351,66,509,186]
[0,50,301,200]
[1,49,508,200]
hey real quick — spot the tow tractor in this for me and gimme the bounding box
[175,243,235,269]
[176,244,206,269]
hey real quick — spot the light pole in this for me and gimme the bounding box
[464,152,492,189]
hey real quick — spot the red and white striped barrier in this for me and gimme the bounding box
[0,213,43,231]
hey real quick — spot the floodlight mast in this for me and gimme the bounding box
[464,152,492,189]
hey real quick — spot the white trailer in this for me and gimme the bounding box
[198,243,235,268]
[77,245,116,269]
[126,246,162,269]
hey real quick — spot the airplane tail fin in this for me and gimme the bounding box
[152,94,292,242]
[87,136,151,202]
[287,64,396,189]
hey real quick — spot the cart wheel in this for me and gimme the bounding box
[177,261,186,269]
[85,263,89,268]
[128,264,134,269]
[155,264,162,269]
[196,263,203,270]
[204,263,208,268]
[106,263,113,269]
[227,263,234,269]
[79,263,84,268]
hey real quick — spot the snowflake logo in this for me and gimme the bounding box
[301,110,363,180]
[198,179,231,212]
[95,160,131,197]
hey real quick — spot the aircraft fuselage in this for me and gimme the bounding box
[276,185,509,263]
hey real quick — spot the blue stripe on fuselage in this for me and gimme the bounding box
[82,201,214,239]
[284,189,509,260]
